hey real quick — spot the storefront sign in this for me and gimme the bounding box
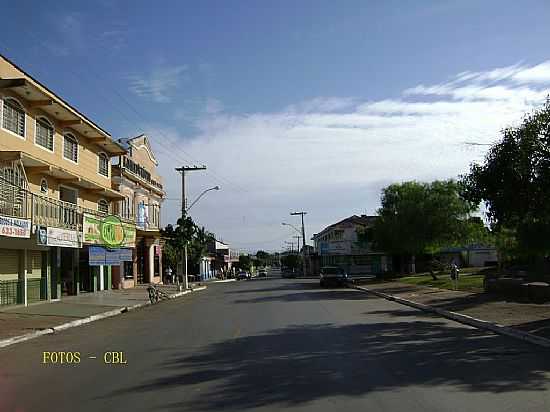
[46,227,81,248]
[0,214,31,238]
[89,246,134,266]
[82,214,136,247]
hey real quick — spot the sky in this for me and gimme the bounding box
[2,0,550,252]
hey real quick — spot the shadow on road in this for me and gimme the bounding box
[103,320,550,410]
[233,289,368,303]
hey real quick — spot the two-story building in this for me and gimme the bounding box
[312,215,391,275]
[111,134,165,288]
[0,54,134,306]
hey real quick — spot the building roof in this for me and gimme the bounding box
[0,54,126,155]
[312,214,378,240]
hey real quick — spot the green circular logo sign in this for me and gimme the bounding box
[100,215,125,247]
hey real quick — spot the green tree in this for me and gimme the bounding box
[373,180,478,276]
[281,254,302,271]
[161,215,215,276]
[461,99,550,260]
[238,255,252,271]
[256,250,270,267]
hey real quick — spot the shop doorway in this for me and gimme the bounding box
[60,248,75,295]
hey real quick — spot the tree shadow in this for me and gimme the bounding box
[102,321,550,411]
[233,289,369,304]
[225,282,319,295]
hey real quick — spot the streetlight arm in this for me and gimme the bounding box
[282,222,301,235]
[186,186,220,213]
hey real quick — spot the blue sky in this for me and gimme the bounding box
[2,1,550,251]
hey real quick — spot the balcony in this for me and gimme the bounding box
[0,174,133,233]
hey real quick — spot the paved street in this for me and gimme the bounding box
[1,278,550,412]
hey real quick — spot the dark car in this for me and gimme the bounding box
[319,266,348,287]
[236,271,250,280]
[258,268,268,277]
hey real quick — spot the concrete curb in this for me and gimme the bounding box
[351,285,550,349]
[0,286,207,350]
[210,279,237,284]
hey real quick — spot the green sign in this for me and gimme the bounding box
[83,213,136,247]
[101,215,125,247]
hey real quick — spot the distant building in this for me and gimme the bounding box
[438,244,498,267]
[312,215,391,275]
[204,239,239,280]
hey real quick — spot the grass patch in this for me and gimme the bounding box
[399,273,485,292]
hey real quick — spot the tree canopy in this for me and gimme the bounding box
[373,180,480,260]
[161,215,216,273]
[460,99,550,257]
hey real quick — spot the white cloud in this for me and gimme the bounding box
[127,65,188,103]
[149,60,550,252]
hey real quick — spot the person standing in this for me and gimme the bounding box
[450,261,459,290]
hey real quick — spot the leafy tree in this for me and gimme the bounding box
[373,180,478,276]
[461,99,550,259]
[238,255,252,271]
[161,215,215,276]
[281,254,302,271]
[256,250,270,267]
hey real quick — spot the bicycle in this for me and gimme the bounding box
[147,284,170,304]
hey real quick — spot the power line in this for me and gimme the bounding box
[0,39,250,195]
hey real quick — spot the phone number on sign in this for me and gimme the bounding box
[1,226,27,237]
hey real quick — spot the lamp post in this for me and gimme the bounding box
[290,211,308,276]
[181,186,220,289]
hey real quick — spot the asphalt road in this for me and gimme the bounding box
[1,277,550,412]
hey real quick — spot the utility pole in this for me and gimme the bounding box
[175,165,207,289]
[291,211,308,275]
[293,235,302,252]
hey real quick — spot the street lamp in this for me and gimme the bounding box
[282,222,301,236]
[181,186,220,289]
[186,186,220,212]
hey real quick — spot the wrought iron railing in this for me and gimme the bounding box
[0,279,21,306]
[0,174,135,230]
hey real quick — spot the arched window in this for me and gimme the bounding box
[35,117,54,151]
[98,199,109,214]
[2,98,25,137]
[63,133,78,163]
[98,152,109,177]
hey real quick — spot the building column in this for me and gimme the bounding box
[148,241,155,283]
[99,266,105,291]
[19,249,28,306]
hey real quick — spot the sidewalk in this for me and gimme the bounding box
[0,285,195,342]
[359,280,550,340]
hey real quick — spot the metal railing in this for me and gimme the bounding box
[0,278,48,306]
[0,180,30,220]
[0,279,21,306]
[33,195,82,231]
[0,174,135,230]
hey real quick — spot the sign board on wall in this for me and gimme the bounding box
[47,227,81,248]
[89,246,134,266]
[0,214,31,238]
[82,214,136,248]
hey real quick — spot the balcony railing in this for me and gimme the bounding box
[0,175,134,231]
[33,195,81,231]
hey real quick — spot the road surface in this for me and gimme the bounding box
[1,277,550,411]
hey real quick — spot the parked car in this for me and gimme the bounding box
[258,268,268,277]
[236,271,249,280]
[319,266,348,287]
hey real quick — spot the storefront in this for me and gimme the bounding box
[0,214,49,307]
[80,213,136,293]
[36,225,81,298]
